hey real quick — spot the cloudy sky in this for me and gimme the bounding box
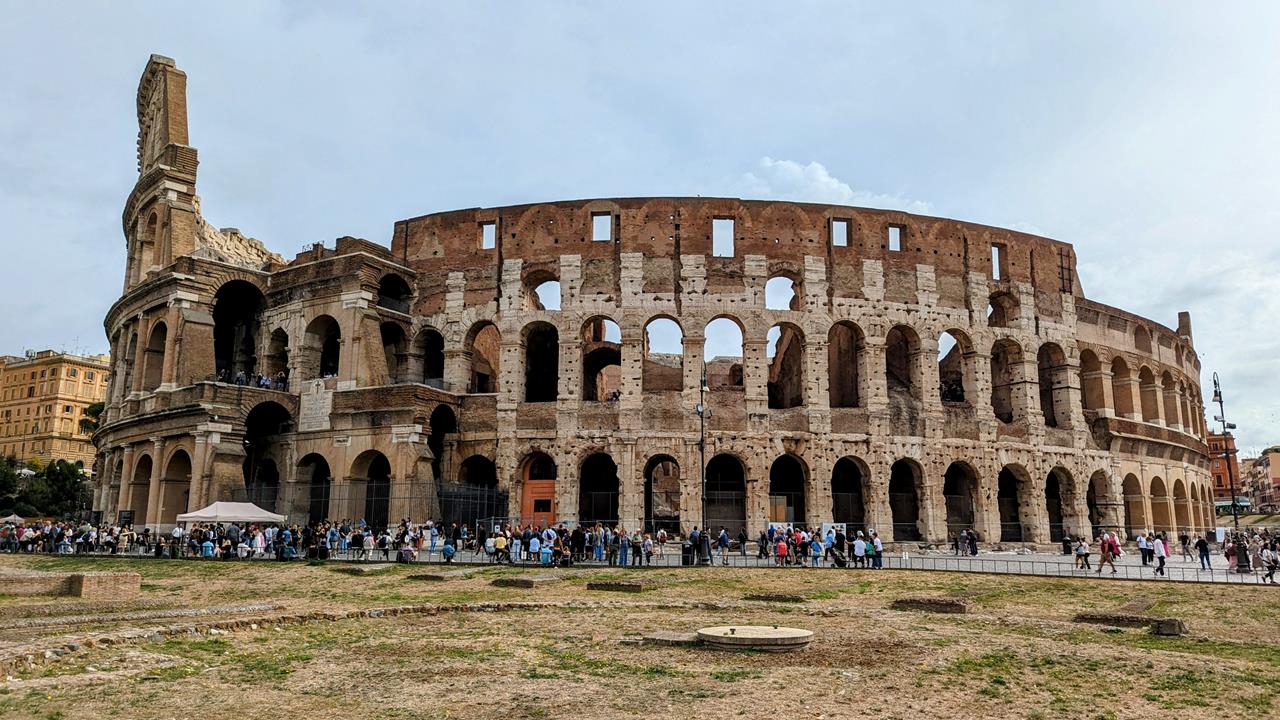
[2,3,1277,451]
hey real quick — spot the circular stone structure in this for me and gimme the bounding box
[93,55,1216,552]
[697,625,814,652]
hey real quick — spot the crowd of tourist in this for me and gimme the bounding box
[1,515,1277,581]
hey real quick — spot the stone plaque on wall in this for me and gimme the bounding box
[298,379,333,432]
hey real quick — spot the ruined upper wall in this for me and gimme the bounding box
[392,197,1082,315]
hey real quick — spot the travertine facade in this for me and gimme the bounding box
[93,56,1215,544]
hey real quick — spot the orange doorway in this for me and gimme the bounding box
[522,480,556,528]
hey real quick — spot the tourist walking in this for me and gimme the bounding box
[1095,532,1118,574]
[1195,534,1211,570]
[1152,533,1168,577]
[1074,537,1091,570]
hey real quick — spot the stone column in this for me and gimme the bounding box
[862,337,888,412]
[743,338,769,417]
[1091,368,1115,417]
[444,348,470,393]
[1163,387,1184,431]
[144,436,166,529]
[618,440,641,531]
[115,445,136,519]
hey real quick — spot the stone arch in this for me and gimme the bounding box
[1111,357,1135,418]
[297,453,332,524]
[519,451,558,528]
[1037,343,1070,427]
[159,449,191,526]
[1149,476,1172,533]
[1122,473,1145,538]
[445,454,505,530]
[1045,467,1076,542]
[990,338,1024,423]
[831,456,868,530]
[142,321,167,391]
[997,464,1034,542]
[465,321,500,393]
[987,291,1018,328]
[426,404,458,484]
[938,329,976,403]
[1134,325,1152,353]
[243,401,291,512]
[350,450,392,531]
[828,321,864,408]
[705,453,747,534]
[1172,477,1190,532]
[888,458,924,541]
[412,326,446,386]
[1138,366,1160,422]
[379,321,408,384]
[264,328,289,384]
[705,316,745,389]
[1079,349,1104,413]
[768,454,808,526]
[885,325,923,401]
[643,316,684,392]
[942,461,978,536]
[523,266,561,312]
[579,452,620,526]
[301,314,341,380]
[643,454,681,533]
[582,316,622,401]
[121,331,138,395]
[213,279,265,379]
[523,321,559,402]
[767,322,805,409]
[764,273,799,311]
[1161,371,1180,428]
[1086,469,1113,537]
[376,273,412,313]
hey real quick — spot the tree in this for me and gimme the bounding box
[80,401,105,435]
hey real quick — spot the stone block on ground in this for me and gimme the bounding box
[889,596,969,614]
[491,574,558,588]
[407,569,473,582]
[743,593,805,603]
[331,564,397,576]
[1072,612,1151,628]
[587,581,650,593]
[1149,618,1187,637]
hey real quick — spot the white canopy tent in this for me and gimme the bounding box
[1,513,24,524]
[175,502,285,524]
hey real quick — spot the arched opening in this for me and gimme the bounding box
[1162,372,1180,428]
[414,327,446,387]
[888,459,922,541]
[582,317,622,401]
[1079,349,1104,413]
[1045,468,1071,542]
[990,339,1023,424]
[121,332,138,395]
[1138,367,1160,422]
[764,275,799,311]
[579,453,619,526]
[1134,326,1152,354]
[380,322,407,384]
[1149,476,1171,533]
[643,455,681,533]
[466,322,500,393]
[159,450,191,526]
[831,457,866,530]
[521,452,557,528]
[987,291,1018,328]
[1087,470,1108,537]
[142,322,167,391]
[1173,478,1190,532]
[885,326,922,400]
[704,454,747,534]
[137,213,158,279]
[828,321,863,408]
[705,317,745,389]
[243,401,291,512]
[126,454,152,523]
[998,465,1029,542]
[524,270,561,311]
[351,451,392,531]
[376,273,412,314]
[768,455,807,526]
[767,323,805,409]
[523,322,559,402]
[643,317,684,392]
[297,453,331,524]
[1037,343,1069,427]
[213,280,265,380]
[938,330,974,403]
[943,462,977,536]
[264,329,289,387]
[1179,382,1193,434]
[447,455,505,530]
[302,315,341,380]
[1111,357,1135,418]
[427,405,458,486]
[1122,474,1145,538]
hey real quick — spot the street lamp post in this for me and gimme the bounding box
[696,364,709,537]
[1212,372,1250,573]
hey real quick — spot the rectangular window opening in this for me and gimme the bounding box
[991,243,1006,280]
[480,222,496,250]
[887,225,903,252]
[592,213,612,242]
[831,219,849,247]
[712,218,735,257]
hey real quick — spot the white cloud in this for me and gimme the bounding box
[736,157,933,214]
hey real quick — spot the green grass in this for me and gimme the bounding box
[710,668,763,682]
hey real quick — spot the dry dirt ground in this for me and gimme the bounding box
[0,555,1277,719]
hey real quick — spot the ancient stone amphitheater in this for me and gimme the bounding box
[93,56,1213,545]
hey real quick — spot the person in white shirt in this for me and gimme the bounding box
[853,533,867,568]
[1153,533,1168,577]
[1137,533,1149,566]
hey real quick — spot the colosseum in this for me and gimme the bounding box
[92,55,1215,546]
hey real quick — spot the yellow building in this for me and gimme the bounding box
[0,350,111,466]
